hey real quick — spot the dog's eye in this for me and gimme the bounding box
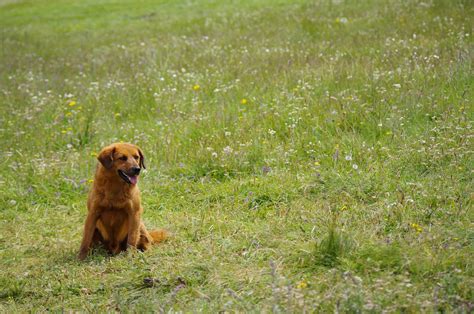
[119,156,127,161]
[133,155,139,160]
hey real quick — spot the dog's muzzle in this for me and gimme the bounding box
[118,169,139,185]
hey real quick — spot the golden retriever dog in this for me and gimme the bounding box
[78,143,166,260]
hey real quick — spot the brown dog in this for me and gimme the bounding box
[78,142,166,260]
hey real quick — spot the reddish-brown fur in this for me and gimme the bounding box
[78,143,166,260]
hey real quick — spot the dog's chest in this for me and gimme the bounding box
[101,208,128,226]
[99,193,133,210]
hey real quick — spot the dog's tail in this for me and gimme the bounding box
[149,229,168,244]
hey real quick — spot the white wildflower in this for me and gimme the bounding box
[223,146,233,155]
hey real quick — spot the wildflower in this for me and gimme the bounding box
[88,179,94,184]
[296,280,308,289]
[345,154,352,161]
[268,129,276,135]
[211,152,218,158]
[352,164,359,170]
[68,100,76,107]
[410,223,422,233]
[335,17,348,24]
[314,161,320,166]
[90,152,97,157]
[224,131,232,137]
[393,83,401,89]
[240,98,248,105]
[193,84,200,91]
[115,113,121,118]
[223,146,233,155]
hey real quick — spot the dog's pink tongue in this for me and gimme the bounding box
[129,176,138,185]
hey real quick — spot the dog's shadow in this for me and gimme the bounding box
[50,246,117,266]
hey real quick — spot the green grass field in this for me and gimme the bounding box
[0,0,472,311]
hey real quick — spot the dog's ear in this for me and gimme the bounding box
[137,147,146,169]
[97,145,116,169]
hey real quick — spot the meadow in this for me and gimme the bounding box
[0,0,472,311]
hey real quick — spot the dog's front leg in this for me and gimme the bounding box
[78,211,99,260]
[127,210,141,248]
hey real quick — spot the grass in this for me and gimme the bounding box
[0,0,472,311]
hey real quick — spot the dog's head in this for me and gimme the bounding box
[97,143,146,185]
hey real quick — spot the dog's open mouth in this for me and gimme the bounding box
[118,170,138,185]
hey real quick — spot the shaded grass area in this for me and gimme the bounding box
[0,0,473,311]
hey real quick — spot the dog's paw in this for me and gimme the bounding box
[78,249,88,260]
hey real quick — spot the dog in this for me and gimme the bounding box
[78,142,166,260]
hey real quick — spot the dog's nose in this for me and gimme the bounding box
[131,167,141,175]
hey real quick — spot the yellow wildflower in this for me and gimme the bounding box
[88,179,94,184]
[193,84,200,91]
[410,223,423,233]
[240,98,248,105]
[68,100,76,107]
[296,280,308,289]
